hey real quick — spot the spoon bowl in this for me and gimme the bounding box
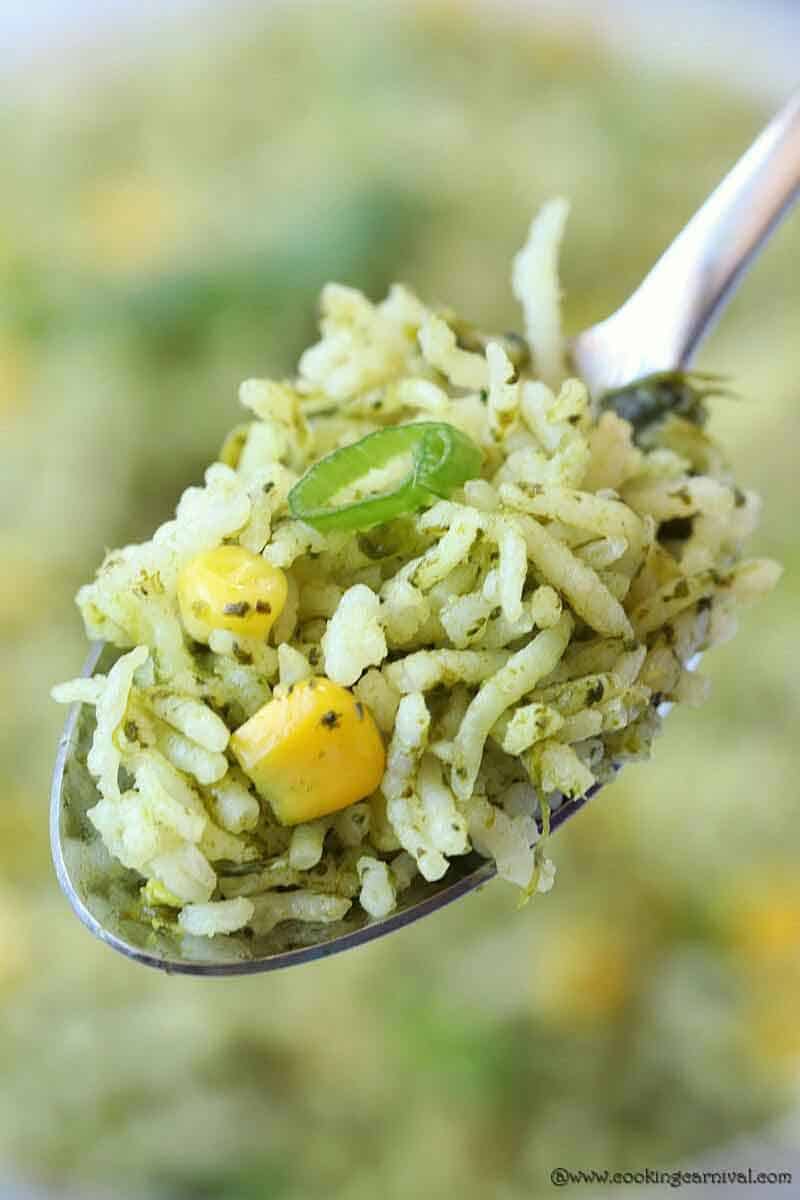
[52,645,596,974]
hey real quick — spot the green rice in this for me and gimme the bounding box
[52,204,780,940]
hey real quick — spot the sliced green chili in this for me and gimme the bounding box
[288,421,482,532]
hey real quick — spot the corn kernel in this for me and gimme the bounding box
[230,677,386,826]
[141,878,183,909]
[177,546,287,643]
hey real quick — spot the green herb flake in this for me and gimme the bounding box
[223,601,251,617]
[600,369,729,442]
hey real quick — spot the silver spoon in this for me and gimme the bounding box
[52,90,800,976]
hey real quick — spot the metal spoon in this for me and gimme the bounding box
[52,90,800,976]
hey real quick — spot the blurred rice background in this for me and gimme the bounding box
[1,1,799,1196]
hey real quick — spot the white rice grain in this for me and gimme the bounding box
[452,613,572,799]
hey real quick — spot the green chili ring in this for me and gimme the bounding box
[288,421,483,533]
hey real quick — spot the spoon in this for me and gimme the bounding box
[52,90,800,975]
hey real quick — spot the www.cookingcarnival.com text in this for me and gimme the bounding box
[550,1167,792,1188]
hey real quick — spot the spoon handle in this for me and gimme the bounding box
[574,89,800,394]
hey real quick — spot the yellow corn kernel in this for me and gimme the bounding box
[230,677,386,826]
[82,176,176,274]
[141,878,183,909]
[177,546,287,643]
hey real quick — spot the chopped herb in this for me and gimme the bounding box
[451,320,530,371]
[600,369,728,442]
[223,601,251,617]
[502,331,530,369]
[658,516,694,543]
[671,485,693,507]
[321,709,341,729]
[357,533,388,559]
